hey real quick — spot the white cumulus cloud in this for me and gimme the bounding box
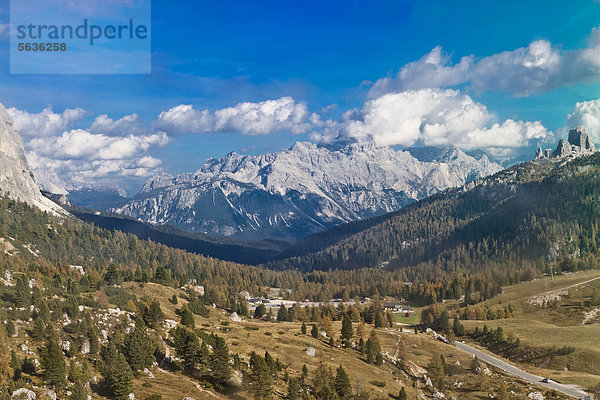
[565,99,600,142]
[155,96,311,135]
[28,130,169,161]
[89,113,145,136]
[318,89,551,152]
[8,106,89,137]
[370,26,600,97]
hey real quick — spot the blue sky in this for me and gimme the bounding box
[2,0,600,194]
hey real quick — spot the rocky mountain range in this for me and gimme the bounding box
[111,141,502,242]
[0,104,64,215]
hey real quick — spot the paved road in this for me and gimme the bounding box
[454,342,591,399]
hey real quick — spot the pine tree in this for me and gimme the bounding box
[288,377,299,400]
[123,317,154,373]
[15,276,31,308]
[41,335,67,389]
[144,299,165,328]
[254,304,266,319]
[277,305,288,322]
[264,351,277,374]
[249,352,272,399]
[5,319,15,338]
[210,335,231,387]
[386,312,394,328]
[428,354,446,389]
[31,317,46,341]
[365,331,381,364]
[436,310,450,333]
[38,300,51,322]
[374,312,384,328]
[105,352,134,400]
[179,307,195,328]
[340,314,353,343]
[334,365,351,399]
[301,322,307,335]
[313,362,337,400]
[0,326,11,384]
[311,324,319,339]
[453,318,465,336]
[70,379,88,400]
[398,387,407,400]
[172,326,201,372]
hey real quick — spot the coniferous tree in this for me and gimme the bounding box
[277,305,288,322]
[453,318,465,336]
[105,352,134,400]
[340,314,353,345]
[398,387,407,400]
[334,365,351,400]
[301,322,307,335]
[428,354,446,389]
[70,379,88,400]
[15,276,31,308]
[249,352,272,399]
[123,317,154,373]
[31,317,46,341]
[172,326,201,372]
[288,377,299,400]
[210,335,231,387]
[143,299,165,328]
[254,304,266,319]
[179,307,195,328]
[0,326,11,384]
[312,362,337,400]
[41,335,67,389]
[365,331,381,364]
[374,312,384,328]
[387,312,394,328]
[5,319,16,338]
[311,324,319,339]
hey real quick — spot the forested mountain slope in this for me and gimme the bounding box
[270,155,600,300]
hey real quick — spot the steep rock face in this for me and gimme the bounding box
[552,139,572,158]
[0,104,63,214]
[568,127,595,151]
[112,141,502,242]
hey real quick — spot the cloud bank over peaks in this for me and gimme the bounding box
[311,89,551,157]
[369,26,600,97]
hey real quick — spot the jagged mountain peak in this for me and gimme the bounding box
[114,140,502,242]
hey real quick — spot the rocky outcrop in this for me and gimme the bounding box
[536,127,597,161]
[0,103,64,214]
[552,139,572,158]
[112,142,502,242]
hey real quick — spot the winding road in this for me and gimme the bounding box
[454,341,591,399]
